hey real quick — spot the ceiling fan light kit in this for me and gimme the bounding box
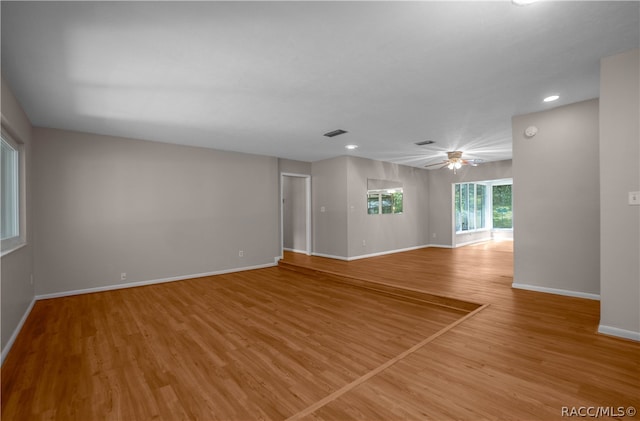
[424,150,479,174]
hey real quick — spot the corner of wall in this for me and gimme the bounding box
[1,75,36,361]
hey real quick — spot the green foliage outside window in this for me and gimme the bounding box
[492,185,513,229]
[368,190,403,215]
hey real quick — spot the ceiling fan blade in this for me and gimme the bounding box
[464,159,481,166]
[424,161,447,168]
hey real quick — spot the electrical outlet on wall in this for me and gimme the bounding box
[239,250,244,257]
[629,191,640,206]
[121,273,127,281]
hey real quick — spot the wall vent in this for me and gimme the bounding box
[415,140,435,146]
[323,129,348,138]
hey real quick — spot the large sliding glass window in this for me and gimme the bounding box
[455,182,486,233]
[455,180,513,234]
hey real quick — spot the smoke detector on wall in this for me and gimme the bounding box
[524,126,538,138]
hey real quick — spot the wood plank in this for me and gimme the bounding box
[3,241,639,420]
[283,243,640,420]
[2,264,464,421]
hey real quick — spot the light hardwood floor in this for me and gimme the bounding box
[2,241,639,420]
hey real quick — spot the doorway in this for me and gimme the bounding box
[280,173,311,256]
[452,178,513,247]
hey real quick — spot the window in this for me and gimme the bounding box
[367,178,403,215]
[367,190,403,214]
[1,133,24,253]
[455,183,487,232]
[455,180,513,234]
[492,184,513,229]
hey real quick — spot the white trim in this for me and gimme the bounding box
[347,245,430,261]
[314,245,435,262]
[1,129,27,254]
[311,252,349,261]
[35,262,277,300]
[0,241,27,257]
[427,244,454,249]
[283,247,309,254]
[1,297,35,366]
[512,282,600,300]
[597,324,640,342]
[280,173,312,257]
[305,177,311,255]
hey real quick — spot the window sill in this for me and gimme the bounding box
[1,241,27,258]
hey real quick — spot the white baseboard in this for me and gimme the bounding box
[283,248,309,255]
[427,243,454,249]
[597,324,640,342]
[313,245,433,262]
[347,245,430,261]
[1,297,35,366]
[311,252,349,261]
[35,262,278,300]
[512,282,600,300]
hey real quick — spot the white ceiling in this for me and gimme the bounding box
[1,1,638,168]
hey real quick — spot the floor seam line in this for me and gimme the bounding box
[285,303,490,421]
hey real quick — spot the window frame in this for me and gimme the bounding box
[455,182,489,234]
[1,129,26,256]
[367,188,403,215]
[491,181,513,231]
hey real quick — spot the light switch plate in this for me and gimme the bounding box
[629,191,640,206]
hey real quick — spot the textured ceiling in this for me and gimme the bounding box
[1,1,638,167]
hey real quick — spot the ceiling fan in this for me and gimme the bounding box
[424,151,482,174]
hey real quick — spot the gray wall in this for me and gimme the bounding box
[311,155,432,259]
[428,160,513,247]
[512,99,600,296]
[599,49,639,338]
[282,175,307,252]
[312,155,510,258]
[346,156,430,258]
[1,76,34,354]
[312,156,348,258]
[33,128,280,295]
[278,158,311,176]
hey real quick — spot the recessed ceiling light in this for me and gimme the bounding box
[345,144,358,150]
[512,0,538,5]
[543,95,560,102]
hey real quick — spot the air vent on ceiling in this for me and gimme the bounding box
[415,140,435,146]
[323,129,348,138]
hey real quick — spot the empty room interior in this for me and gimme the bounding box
[1,1,639,420]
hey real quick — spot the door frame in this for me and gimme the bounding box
[280,173,312,257]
